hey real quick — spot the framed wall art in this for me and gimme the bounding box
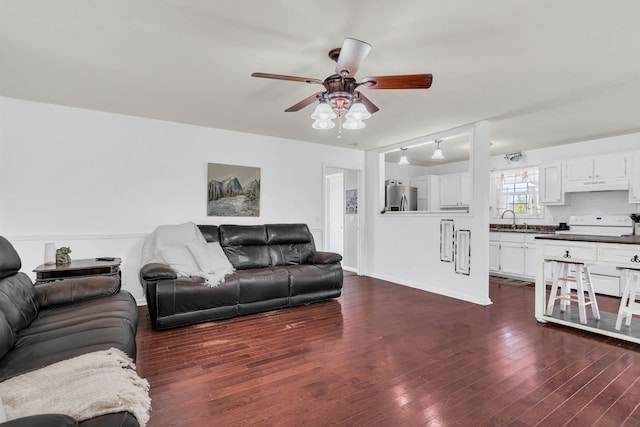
[440,219,454,262]
[207,163,260,217]
[345,189,358,214]
[454,229,471,275]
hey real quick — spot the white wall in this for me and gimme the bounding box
[364,122,492,306]
[0,97,365,304]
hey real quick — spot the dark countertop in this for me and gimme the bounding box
[489,224,556,234]
[535,234,640,245]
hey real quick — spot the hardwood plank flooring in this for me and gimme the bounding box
[135,276,640,426]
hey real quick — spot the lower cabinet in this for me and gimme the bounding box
[490,232,538,280]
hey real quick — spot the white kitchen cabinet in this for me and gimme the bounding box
[490,232,540,280]
[629,151,640,203]
[439,172,469,208]
[489,236,500,273]
[410,175,440,211]
[499,234,526,276]
[523,235,537,278]
[539,161,564,205]
[564,153,628,192]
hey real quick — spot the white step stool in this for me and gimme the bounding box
[615,268,640,331]
[545,260,600,325]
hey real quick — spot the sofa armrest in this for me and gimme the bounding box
[0,414,77,427]
[307,251,342,264]
[139,263,178,281]
[36,275,121,308]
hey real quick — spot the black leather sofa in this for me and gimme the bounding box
[140,223,343,330]
[0,236,140,427]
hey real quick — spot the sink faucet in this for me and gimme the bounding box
[501,209,517,229]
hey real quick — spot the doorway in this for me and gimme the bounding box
[323,166,361,274]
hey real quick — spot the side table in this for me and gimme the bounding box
[33,258,122,285]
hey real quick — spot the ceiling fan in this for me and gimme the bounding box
[251,38,433,134]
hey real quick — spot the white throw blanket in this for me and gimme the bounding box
[141,222,234,287]
[0,348,151,425]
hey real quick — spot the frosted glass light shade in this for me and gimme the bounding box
[398,155,409,165]
[312,119,335,129]
[343,119,366,130]
[431,147,445,160]
[345,102,371,121]
[310,103,337,120]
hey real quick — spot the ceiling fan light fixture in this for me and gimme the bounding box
[398,148,410,165]
[310,101,337,121]
[312,119,335,130]
[431,139,445,160]
[343,119,366,130]
[345,100,371,121]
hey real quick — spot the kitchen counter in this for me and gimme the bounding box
[489,224,556,234]
[535,234,640,245]
[535,236,640,344]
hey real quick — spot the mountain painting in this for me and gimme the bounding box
[207,163,260,217]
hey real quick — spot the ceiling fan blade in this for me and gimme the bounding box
[356,92,379,114]
[251,72,323,85]
[360,74,433,90]
[335,38,372,77]
[284,92,324,112]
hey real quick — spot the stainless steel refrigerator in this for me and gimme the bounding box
[385,185,418,211]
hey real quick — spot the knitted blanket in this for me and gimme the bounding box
[0,348,151,426]
[141,222,234,287]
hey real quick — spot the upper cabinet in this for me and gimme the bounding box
[563,153,628,192]
[539,161,564,205]
[410,175,440,211]
[630,151,640,203]
[439,172,470,208]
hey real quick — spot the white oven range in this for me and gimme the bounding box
[554,215,633,297]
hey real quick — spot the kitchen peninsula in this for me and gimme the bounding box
[535,233,640,344]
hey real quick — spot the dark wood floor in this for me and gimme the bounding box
[136,276,640,426]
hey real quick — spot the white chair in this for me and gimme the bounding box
[545,260,600,325]
[615,268,640,330]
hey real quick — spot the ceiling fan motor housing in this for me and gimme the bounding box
[323,76,358,112]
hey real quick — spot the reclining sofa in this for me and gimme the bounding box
[0,236,140,426]
[139,223,343,330]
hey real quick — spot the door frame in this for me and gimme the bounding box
[322,164,363,275]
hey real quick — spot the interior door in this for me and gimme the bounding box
[326,173,344,255]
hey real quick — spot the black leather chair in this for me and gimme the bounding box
[0,236,140,427]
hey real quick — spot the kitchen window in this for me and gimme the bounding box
[492,167,542,218]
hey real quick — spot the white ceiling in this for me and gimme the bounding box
[1,1,639,164]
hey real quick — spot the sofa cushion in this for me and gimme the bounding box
[197,225,219,243]
[219,225,270,269]
[219,225,267,246]
[266,224,315,266]
[0,237,21,280]
[23,291,138,337]
[266,224,314,245]
[36,275,121,308]
[0,316,136,382]
[233,267,290,303]
[0,272,39,333]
